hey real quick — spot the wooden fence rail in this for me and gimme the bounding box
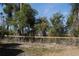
[1,35,79,46]
[4,35,79,39]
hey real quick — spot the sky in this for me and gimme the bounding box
[30,3,71,25]
[0,3,72,25]
[30,3,71,19]
[0,4,4,25]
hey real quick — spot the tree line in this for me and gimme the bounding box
[0,3,79,37]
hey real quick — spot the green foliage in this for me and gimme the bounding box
[66,4,79,36]
[35,17,49,36]
[73,27,79,37]
[48,27,56,36]
[3,3,38,35]
[50,12,65,36]
[0,26,9,35]
[15,11,26,30]
[66,14,74,29]
[1,3,79,37]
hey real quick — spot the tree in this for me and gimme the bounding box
[66,14,74,34]
[3,4,16,31]
[3,3,38,36]
[15,4,38,35]
[24,4,38,36]
[66,4,79,36]
[35,17,49,36]
[50,12,65,36]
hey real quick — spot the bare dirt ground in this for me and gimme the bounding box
[51,46,79,56]
[47,46,79,56]
[18,43,79,56]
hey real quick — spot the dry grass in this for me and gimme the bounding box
[20,43,79,56]
[21,44,65,56]
[22,47,64,56]
[1,39,79,56]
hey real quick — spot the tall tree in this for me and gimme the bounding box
[35,17,49,36]
[3,3,38,35]
[50,12,65,36]
[66,4,79,36]
[3,4,16,31]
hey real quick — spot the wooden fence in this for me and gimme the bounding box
[1,35,79,46]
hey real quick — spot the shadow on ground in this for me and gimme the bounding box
[0,43,24,56]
